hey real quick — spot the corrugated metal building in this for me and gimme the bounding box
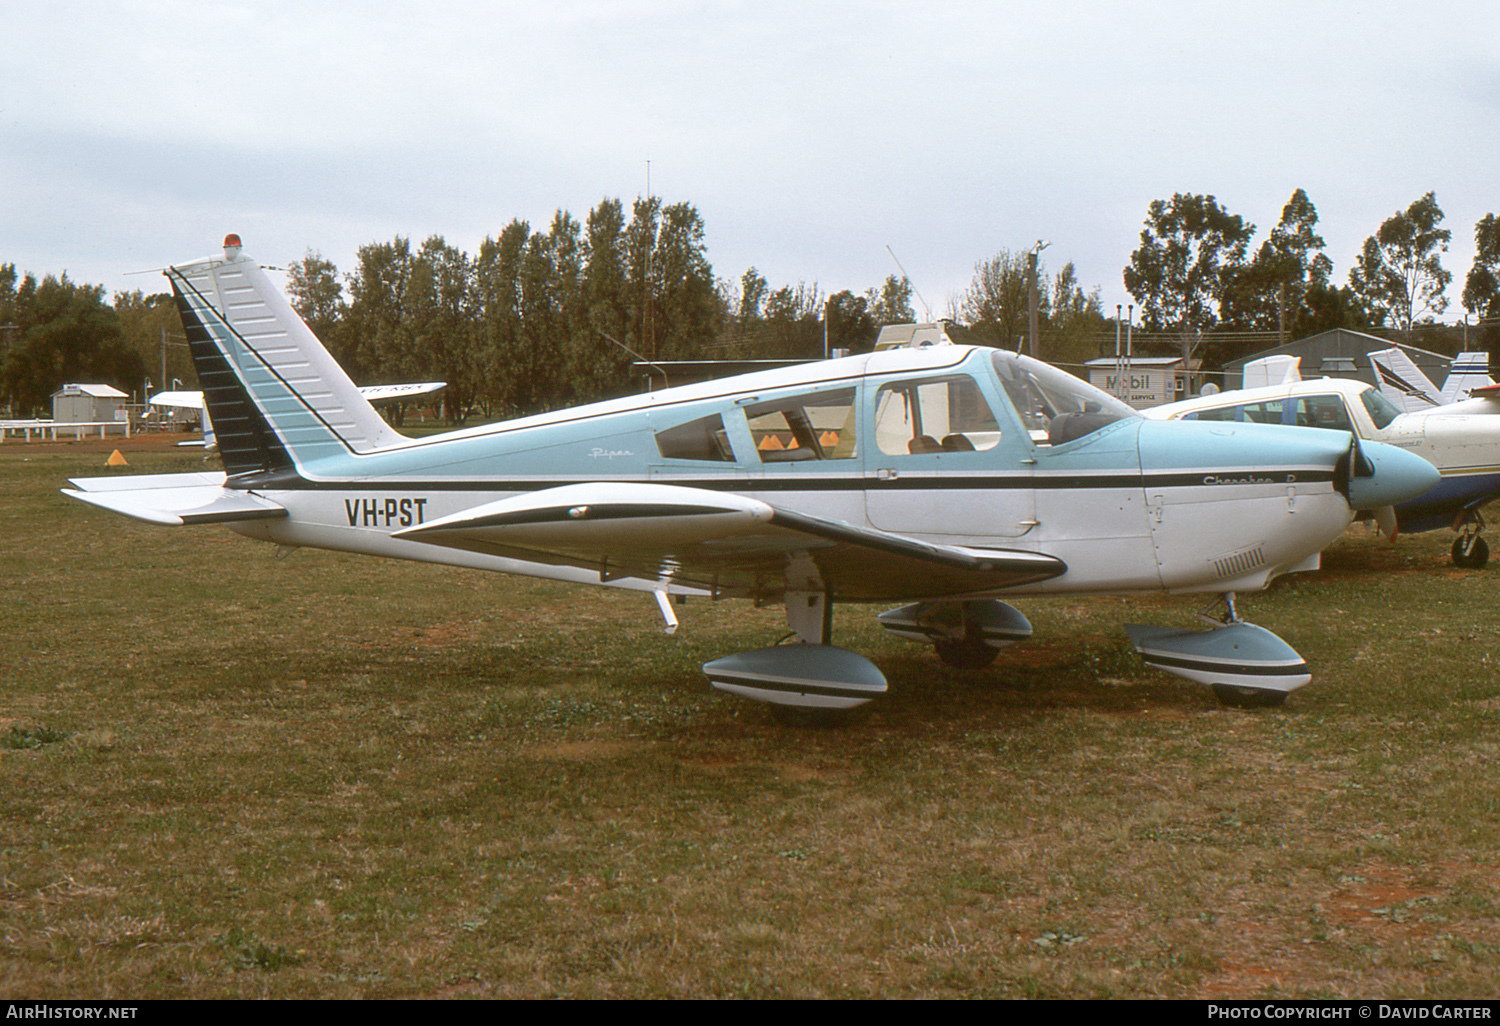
[51,383,128,423]
[1221,329,1448,392]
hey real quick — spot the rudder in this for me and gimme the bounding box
[168,235,403,477]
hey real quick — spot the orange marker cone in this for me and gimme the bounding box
[106,449,129,467]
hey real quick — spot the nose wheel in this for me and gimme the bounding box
[1452,512,1489,569]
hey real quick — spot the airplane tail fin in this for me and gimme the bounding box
[1440,351,1495,404]
[1369,348,1441,414]
[1241,355,1301,389]
[168,235,404,478]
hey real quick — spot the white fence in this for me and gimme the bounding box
[0,420,133,442]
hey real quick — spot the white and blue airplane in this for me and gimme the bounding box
[63,237,1438,715]
[1149,356,1500,568]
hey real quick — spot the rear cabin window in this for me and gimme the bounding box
[1187,395,1353,432]
[745,388,858,462]
[873,376,1002,456]
[655,413,734,462]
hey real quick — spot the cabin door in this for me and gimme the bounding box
[863,373,1036,540]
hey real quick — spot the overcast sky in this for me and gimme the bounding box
[4,1,1498,324]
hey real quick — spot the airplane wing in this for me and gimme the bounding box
[393,482,1067,602]
[147,383,446,408]
[358,382,446,402]
[62,473,286,526]
[147,390,206,411]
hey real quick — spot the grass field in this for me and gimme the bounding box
[3,441,1500,998]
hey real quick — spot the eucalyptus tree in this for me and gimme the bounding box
[864,274,914,327]
[1349,191,1452,339]
[1123,193,1254,331]
[737,267,769,324]
[761,281,824,358]
[1123,192,1254,367]
[0,269,142,415]
[1043,261,1107,367]
[345,236,417,385]
[957,250,1029,348]
[114,289,192,391]
[405,235,477,424]
[472,220,530,419]
[1462,214,1500,345]
[649,201,720,361]
[285,250,345,349]
[1225,189,1333,336]
[578,198,634,397]
[825,289,873,354]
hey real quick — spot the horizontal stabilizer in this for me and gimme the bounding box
[396,481,1066,601]
[63,472,285,526]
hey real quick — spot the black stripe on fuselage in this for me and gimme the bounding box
[414,503,734,531]
[227,468,1337,494]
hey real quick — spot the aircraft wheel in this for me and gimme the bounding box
[1212,684,1288,709]
[934,635,1000,669]
[1452,535,1489,569]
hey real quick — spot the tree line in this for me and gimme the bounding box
[3,189,1497,420]
[1121,189,1500,369]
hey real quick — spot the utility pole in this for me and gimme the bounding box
[1027,240,1049,358]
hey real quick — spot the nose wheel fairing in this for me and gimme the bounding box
[1124,620,1309,707]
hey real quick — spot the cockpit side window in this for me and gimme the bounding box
[1295,395,1353,431]
[745,387,858,462]
[873,376,1001,456]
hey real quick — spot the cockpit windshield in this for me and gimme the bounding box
[1359,386,1402,430]
[989,351,1138,445]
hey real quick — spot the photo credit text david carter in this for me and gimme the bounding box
[1209,1007,1493,1020]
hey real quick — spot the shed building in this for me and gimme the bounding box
[1083,356,1190,409]
[1221,330,1448,393]
[51,384,128,424]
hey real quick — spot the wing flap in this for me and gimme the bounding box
[395,482,1066,600]
[63,472,286,526]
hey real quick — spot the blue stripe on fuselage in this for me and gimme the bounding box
[1395,472,1500,532]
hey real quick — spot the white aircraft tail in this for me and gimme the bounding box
[168,235,404,477]
[1369,348,1441,413]
[1440,351,1495,404]
[1241,355,1301,388]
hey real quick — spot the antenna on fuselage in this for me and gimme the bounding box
[885,245,932,322]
